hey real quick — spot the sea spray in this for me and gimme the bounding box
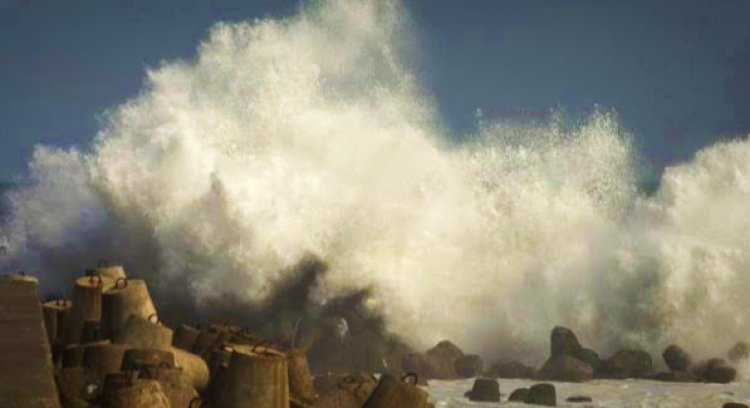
[1,0,749,367]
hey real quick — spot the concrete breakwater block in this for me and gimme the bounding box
[0,275,61,407]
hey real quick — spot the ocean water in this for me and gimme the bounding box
[427,378,750,408]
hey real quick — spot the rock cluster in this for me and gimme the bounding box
[650,343,739,384]
[40,265,434,408]
[401,339,489,382]
[603,348,652,379]
[538,326,601,382]
[488,360,538,379]
[507,383,557,406]
[27,264,747,407]
[532,326,740,384]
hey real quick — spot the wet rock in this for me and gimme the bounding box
[693,358,736,383]
[662,344,692,371]
[577,348,603,374]
[547,326,601,375]
[489,360,537,379]
[508,387,529,402]
[539,355,593,382]
[382,338,413,375]
[727,341,749,363]
[550,326,583,358]
[603,349,652,379]
[454,354,483,378]
[525,383,556,406]
[649,370,699,382]
[402,352,456,379]
[566,395,593,403]
[463,378,500,403]
[348,332,391,373]
[426,340,464,362]
[401,340,464,380]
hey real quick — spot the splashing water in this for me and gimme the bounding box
[1,0,749,366]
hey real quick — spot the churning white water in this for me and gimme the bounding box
[1,0,750,372]
[427,378,750,407]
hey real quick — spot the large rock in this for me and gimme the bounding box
[662,345,692,371]
[525,383,556,406]
[550,326,583,358]
[464,378,500,402]
[455,355,483,378]
[548,326,602,375]
[723,404,749,408]
[382,339,413,374]
[727,341,749,363]
[508,387,529,402]
[538,355,593,382]
[402,352,456,379]
[426,340,464,362]
[577,348,603,374]
[603,349,652,379]
[693,358,736,384]
[401,340,465,380]
[489,360,537,379]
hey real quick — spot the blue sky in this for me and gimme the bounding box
[1,0,748,182]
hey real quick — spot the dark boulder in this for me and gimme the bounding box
[550,326,583,358]
[539,355,593,382]
[508,387,529,402]
[662,345,692,371]
[426,340,464,362]
[525,383,556,406]
[401,340,465,379]
[693,358,736,384]
[566,395,593,403]
[548,326,602,375]
[723,403,749,408]
[489,360,537,379]
[727,341,749,363]
[603,349,652,379]
[464,378,500,403]
[402,352,456,379]
[577,348,603,373]
[454,354,483,378]
[382,339,413,374]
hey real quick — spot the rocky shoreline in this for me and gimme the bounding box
[3,265,749,407]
